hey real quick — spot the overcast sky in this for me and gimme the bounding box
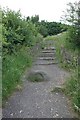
[0,0,79,22]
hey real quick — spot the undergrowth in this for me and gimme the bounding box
[2,47,32,102]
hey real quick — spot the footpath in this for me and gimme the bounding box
[2,40,78,118]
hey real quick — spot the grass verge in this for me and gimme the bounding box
[2,47,33,103]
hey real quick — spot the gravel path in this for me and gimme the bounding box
[2,41,78,118]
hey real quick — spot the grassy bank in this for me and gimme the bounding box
[45,32,80,114]
[2,47,32,101]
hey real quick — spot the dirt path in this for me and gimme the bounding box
[2,40,77,118]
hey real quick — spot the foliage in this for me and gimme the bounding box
[2,47,32,101]
[37,21,68,37]
[31,15,39,24]
[46,22,66,35]
[64,1,80,49]
[38,24,48,37]
[2,8,39,56]
[27,72,45,82]
[2,8,43,102]
[66,26,79,49]
[65,72,80,109]
[26,17,68,37]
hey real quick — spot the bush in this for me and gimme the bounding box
[66,26,80,50]
[2,8,39,55]
[63,1,80,50]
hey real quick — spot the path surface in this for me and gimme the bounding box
[2,40,77,118]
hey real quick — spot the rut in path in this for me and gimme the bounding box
[2,40,77,118]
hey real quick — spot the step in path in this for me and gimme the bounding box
[2,40,78,118]
[34,45,57,65]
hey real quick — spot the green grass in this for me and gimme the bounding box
[65,72,80,113]
[2,47,32,102]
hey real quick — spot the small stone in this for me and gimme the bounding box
[27,71,48,82]
[53,113,59,118]
[51,108,53,112]
[41,111,44,115]
[10,113,13,116]
[19,110,23,113]
[55,113,59,117]
[48,99,51,102]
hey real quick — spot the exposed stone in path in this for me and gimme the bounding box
[2,40,78,118]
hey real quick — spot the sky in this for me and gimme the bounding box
[0,0,79,22]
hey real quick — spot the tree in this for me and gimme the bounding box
[64,1,80,49]
[2,8,39,54]
[31,15,39,24]
[38,24,48,37]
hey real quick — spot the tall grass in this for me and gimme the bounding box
[2,47,32,102]
[65,71,80,108]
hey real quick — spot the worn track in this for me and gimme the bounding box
[2,40,77,118]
